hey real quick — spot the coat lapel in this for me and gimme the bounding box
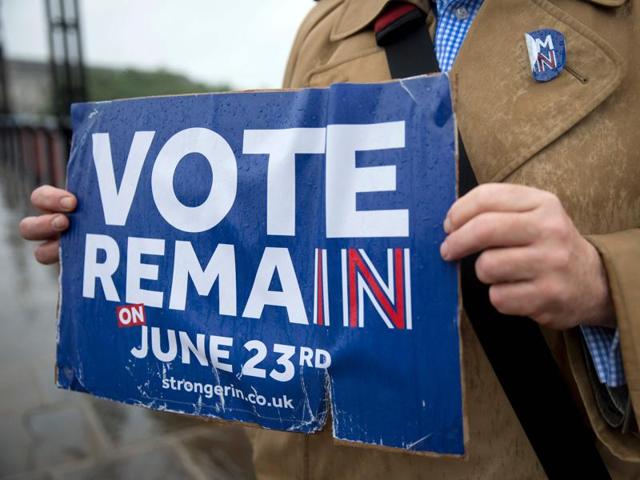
[451,0,625,183]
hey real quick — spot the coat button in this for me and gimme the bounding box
[455,6,469,20]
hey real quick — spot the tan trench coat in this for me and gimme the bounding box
[243,0,640,478]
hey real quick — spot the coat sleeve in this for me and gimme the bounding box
[588,229,640,411]
[564,228,640,463]
[564,234,640,461]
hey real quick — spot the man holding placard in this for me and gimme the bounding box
[19,0,640,478]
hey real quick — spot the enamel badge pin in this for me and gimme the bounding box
[525,29,566,82]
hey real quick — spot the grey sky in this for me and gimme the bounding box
[2,0,314,90]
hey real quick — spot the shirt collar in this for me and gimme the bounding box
[435,0,482,14]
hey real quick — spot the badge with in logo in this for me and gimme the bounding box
[525,29,566,82]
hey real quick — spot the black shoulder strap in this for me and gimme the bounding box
[376,6,610,479]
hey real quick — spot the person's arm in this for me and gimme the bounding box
[19,185,77,264]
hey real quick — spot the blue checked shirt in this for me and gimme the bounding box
[433,0,625,387]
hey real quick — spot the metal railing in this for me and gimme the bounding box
[0,115,67,209]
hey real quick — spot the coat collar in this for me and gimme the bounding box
[330,0,430,41]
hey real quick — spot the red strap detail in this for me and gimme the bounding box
[374,2,418,34]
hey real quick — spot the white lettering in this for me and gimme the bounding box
[178,331,208,366]
[326,122,408,238]
[151,326,177,362]
[126,237,165,307]
[243,247,308,324]
[92,131,154,226]
[169,242,236,314]
[82,233,120,301]
[243,128,326,236]
[151,127,237,233]
[209,335,233,372]
[130,325,148,358]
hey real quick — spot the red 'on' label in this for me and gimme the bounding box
[116,304,146,328]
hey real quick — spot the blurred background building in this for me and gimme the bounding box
[0,1,312,479]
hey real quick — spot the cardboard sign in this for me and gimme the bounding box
[58,74,463,455]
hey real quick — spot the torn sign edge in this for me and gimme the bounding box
[54,73,467,457]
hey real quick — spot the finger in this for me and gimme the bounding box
[34,239,61,265]
[441,211,539,260]
[19,214,68,241]
[445,183,544,233]
[475,246,545,284]
[489,281,543,318]
[31,185,77,213]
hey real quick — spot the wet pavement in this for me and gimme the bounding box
[0,166,255,480]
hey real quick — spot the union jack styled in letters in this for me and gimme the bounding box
[341,248,412,330]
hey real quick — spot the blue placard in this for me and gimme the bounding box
[58,74,463,455]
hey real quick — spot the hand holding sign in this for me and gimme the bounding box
[19,185,77,264]
[441,183,615,329]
